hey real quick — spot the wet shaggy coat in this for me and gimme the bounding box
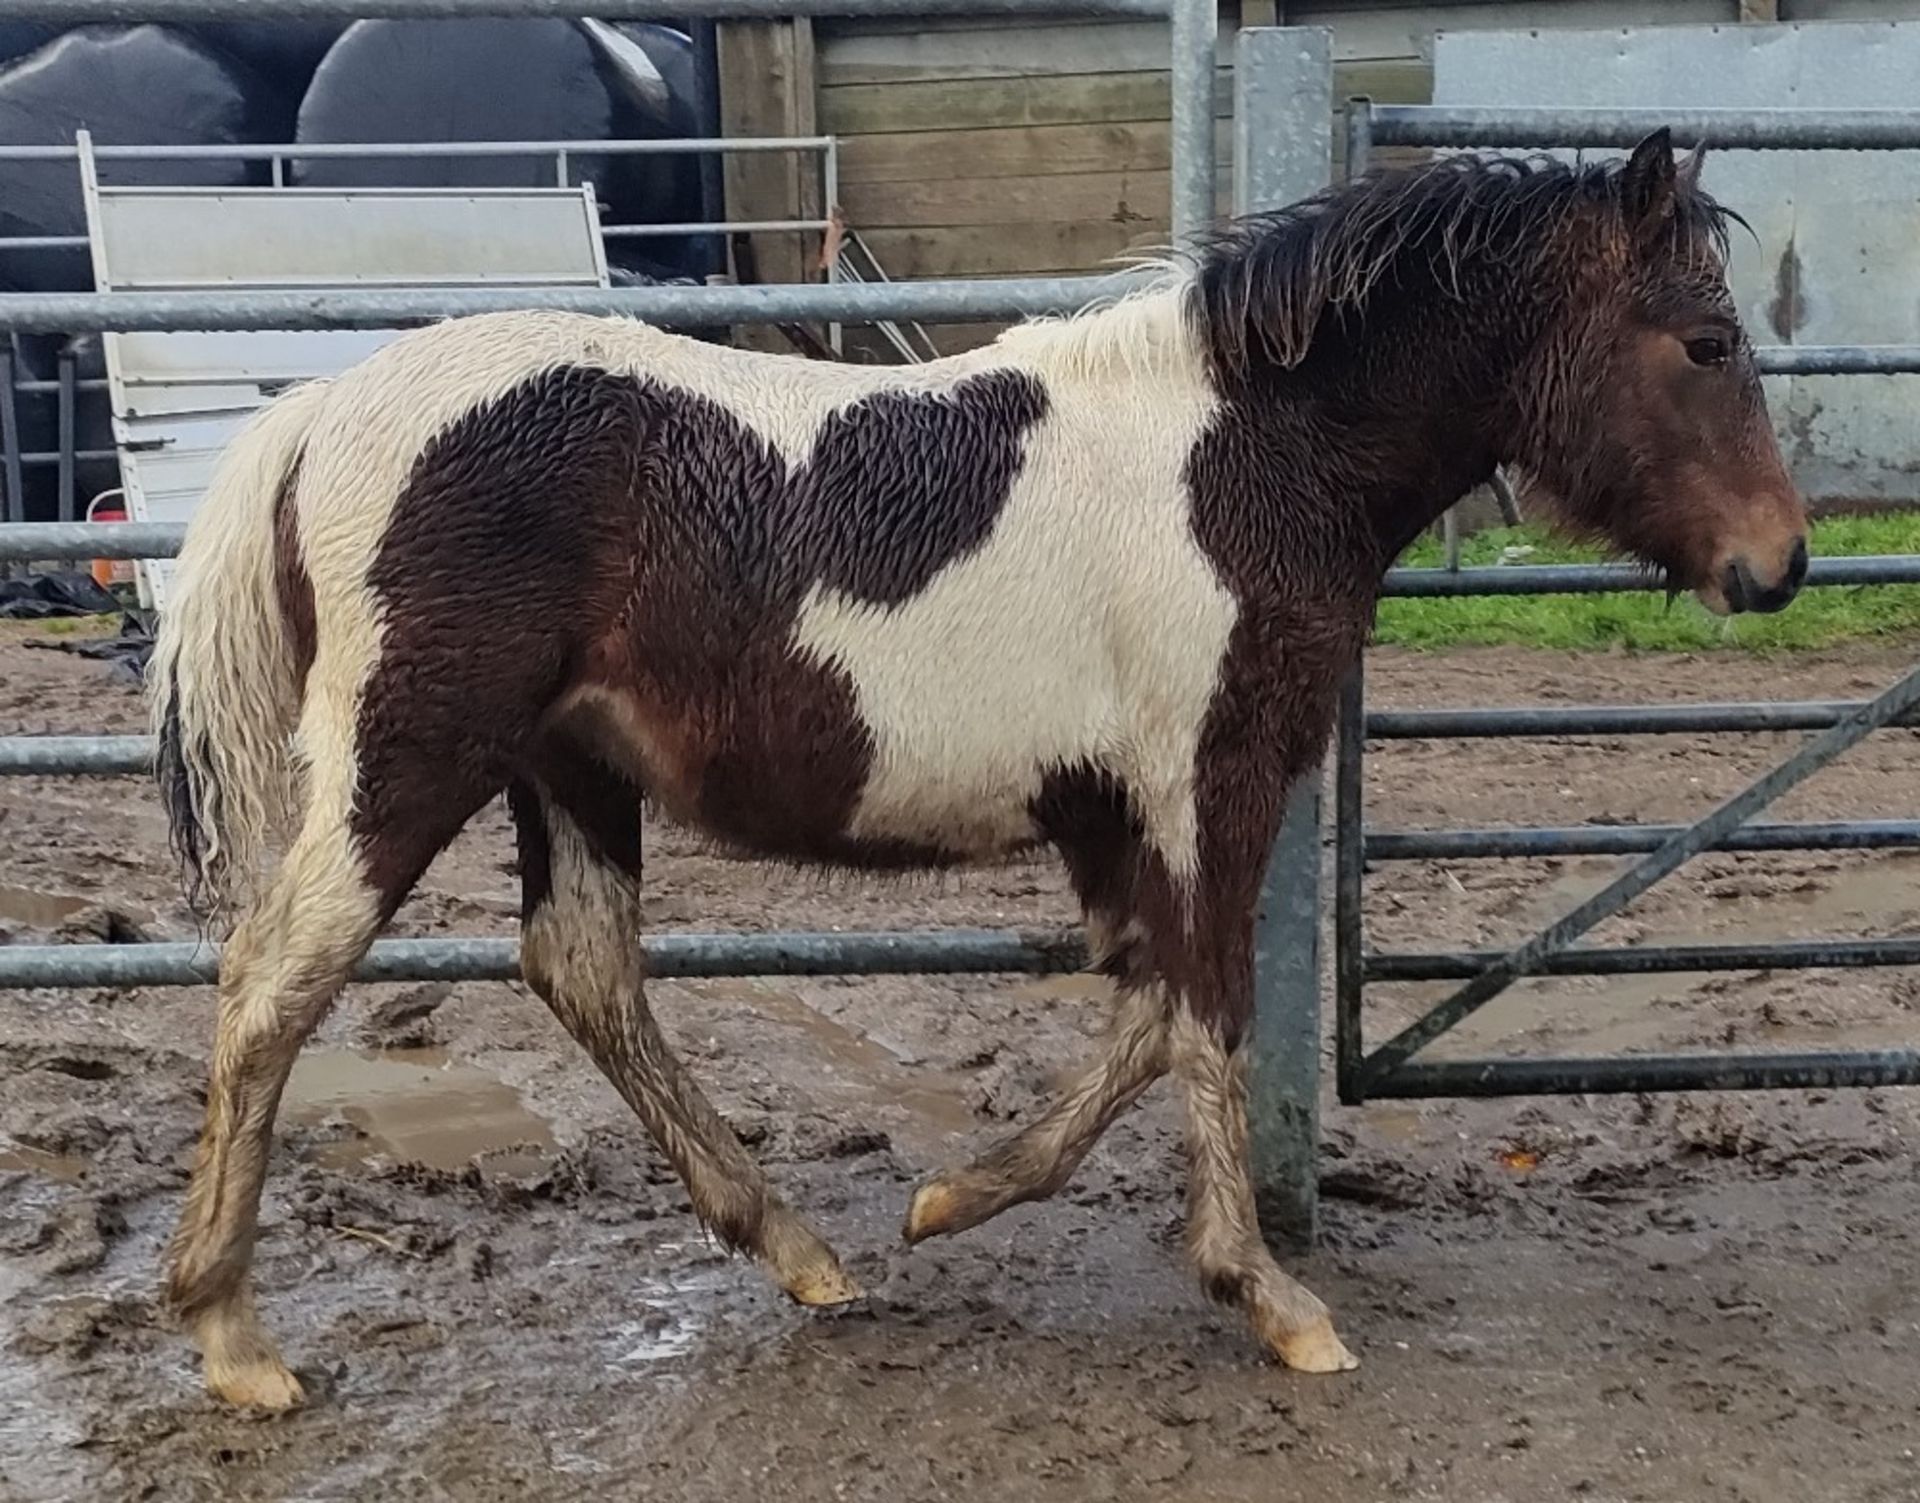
[146,136,1804,1408]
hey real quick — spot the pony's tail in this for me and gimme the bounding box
[149,379,333,925]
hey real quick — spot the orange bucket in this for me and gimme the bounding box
[86,494,136,590]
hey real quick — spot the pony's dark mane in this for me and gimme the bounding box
[1189,149,1738,378]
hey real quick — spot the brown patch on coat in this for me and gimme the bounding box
[349,363,1048,897]
[510,731,646,922]
[1160,399,1378,1044]
[272,460,316,697]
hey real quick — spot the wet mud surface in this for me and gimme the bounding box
[2,622,1919,1501]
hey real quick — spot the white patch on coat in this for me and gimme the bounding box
[793,287,1237,882]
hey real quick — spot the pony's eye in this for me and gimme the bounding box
[1685,334,1731,367]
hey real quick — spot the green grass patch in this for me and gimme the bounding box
[1376,512,1920,653]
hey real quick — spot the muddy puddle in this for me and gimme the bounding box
[284,1047,556,1175]
[0,883,90,929]
[700,981,982,1153]
[602,1250,737,1365]
[0,1143,88,1182]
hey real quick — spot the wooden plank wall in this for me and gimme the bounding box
[821,18,1232,282]
[721,1,1769,357]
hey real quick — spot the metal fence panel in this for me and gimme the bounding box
[1334,96,1920,1126]
[1234,25,1333,1252]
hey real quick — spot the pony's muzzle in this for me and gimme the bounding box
[1720,534,1809,615]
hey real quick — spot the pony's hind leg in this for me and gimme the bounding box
[164,815,385,1410]
[1170,1008,1356,1374]
[168,707,504,1410]
[510,758,859,1308]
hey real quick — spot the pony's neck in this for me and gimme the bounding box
[1270,265,1559,569]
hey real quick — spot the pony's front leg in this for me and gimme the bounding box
[1168,1005,1357,1373]
[904,980,1170,1243]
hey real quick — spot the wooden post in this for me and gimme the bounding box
[1738,0,1780,21]
[716,18,820,353]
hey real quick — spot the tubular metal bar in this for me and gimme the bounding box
[10,0,1170,17]
[1367,819,1920,861]
[0,737,152,775]
[0,523,182,562]
[10,450,120,467]
[602,219,828,239]
[1334,672,1367,1106]
[0,137,836,162]
[1356,657,1920,1094]
[1369,937,1920,982]
[1371,105,1920,153]
[0,352,21,534]
[1755,346,1920,376]
[0,928,1087,990]
[1332,95,1372,1107]
[27,536,1920,600]
[1368,699,1920,739]
[1366,1050,1920,1100]
[14,378,109,396]
[56,350,76,523]
[1167,0,1217,244]
[1382,554,1920,597]
[0,275,1150,334]
[1249,775,1324,1253]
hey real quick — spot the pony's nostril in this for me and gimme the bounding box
[1723,560,1750,613]
[1728,549,1803,615]
[1788,536,1810,589]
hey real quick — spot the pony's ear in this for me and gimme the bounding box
[1679,141,1709,193]
[1621,127,1678,240]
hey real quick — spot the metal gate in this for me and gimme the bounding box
[1331,103,1920,1134]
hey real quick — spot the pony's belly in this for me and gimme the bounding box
[843,763,1046,860]
[553,675,1047,868]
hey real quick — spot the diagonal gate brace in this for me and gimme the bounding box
[1357,656,1920,1092]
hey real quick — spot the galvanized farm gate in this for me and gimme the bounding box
[4,5,1920,1251]
[1322,102,1920,1165]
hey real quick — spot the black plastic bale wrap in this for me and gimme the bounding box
[0,25,62,67]
[189,21,345,89]
[0,25,283,294]
[587,21,703,279]
[294,19,702,277]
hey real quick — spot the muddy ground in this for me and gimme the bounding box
[1,621,1917,1503]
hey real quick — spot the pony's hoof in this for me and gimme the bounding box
[207,1356,306,1412]
[1272,1316,1359,1375]
[784,1262,864,1309]
[902,1180,960,1245]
